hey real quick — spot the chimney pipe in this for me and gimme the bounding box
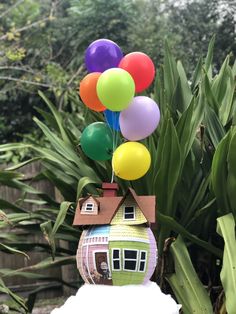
[102,183,119,197]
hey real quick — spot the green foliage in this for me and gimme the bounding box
[0,38,235,312]
[0,0,79,144]
[0,0,235,147]
[0,277,27,312]
[166,236,213,314]
[211,127,236,217]
[217,214,236,314]
[166,0,236,73]
[68,0,133,58]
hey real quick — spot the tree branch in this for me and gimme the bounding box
[0,1,58,41]
[0,66,36,74]
[0,66,49,81]
[57,65,84,111]
[0,76,54,88]
[0,17,52,41]
[67,65,84,87]
[0,0,24,20]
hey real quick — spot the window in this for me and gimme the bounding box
[139,251,147,272]
[84,203,94,212]
[123,206,135,220]
[122,249,147,272]
[112,249,121,271]
[123,249,138,271]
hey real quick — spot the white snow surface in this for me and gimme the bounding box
[51,281,181,314]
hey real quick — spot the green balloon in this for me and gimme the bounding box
[80,122,113,161]
[97,68,135,111]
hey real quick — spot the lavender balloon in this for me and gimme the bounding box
[119,96,160,141]
[85,39,123,73]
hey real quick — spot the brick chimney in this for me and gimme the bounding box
[102,182,119,197]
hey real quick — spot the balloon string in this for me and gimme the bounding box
[113,112,118,149]
[112,112,115,151]
[104,111,115,183]
[111,112,116,183]
[112,112,120,184]
[111,170,114,183]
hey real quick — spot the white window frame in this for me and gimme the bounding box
[123,249,138,272]
[138,250,147,272]
[84,202,94,212]
[112,248,121,271]
[123,206,135,221]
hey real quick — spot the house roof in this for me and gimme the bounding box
[73,188,156,226]
[79,195,100,207]
[129,189,156,223]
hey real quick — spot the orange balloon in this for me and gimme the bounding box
[79,73,106,112]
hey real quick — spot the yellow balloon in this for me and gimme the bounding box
[112,142,151,180]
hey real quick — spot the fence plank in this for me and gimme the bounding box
[0,162,63,298]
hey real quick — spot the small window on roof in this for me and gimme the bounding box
[123,206,135,220]
[84,203,94,212]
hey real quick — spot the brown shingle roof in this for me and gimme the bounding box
[73,188,156,226]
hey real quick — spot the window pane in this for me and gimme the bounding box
[124,250,137,259]
[113,260,120,270]
[124,260,136,270]
[125,206,134,213]
[113,250,119,259]
[124,213,134,219]
[139,261,145,271]
[85,203,94,210]
[141,251,146,260]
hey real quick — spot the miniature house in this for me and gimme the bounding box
[73,183,157,286]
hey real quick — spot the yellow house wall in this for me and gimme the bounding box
[109,225,149,240]
[111,194,147,225]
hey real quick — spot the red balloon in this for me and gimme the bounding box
[119,52,155,93]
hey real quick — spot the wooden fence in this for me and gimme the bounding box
[0,162,78,299]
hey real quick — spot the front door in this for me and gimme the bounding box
[94,252,112,285]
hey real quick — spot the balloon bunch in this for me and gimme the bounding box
[79,39,160,181]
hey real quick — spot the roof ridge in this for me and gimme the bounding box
[79,194,100,206]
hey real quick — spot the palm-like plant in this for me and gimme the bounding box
[0,38,236,313]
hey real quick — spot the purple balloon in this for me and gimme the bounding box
[120,96,160,141]
[85,39,123,73]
